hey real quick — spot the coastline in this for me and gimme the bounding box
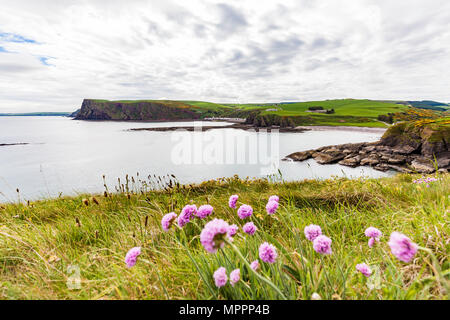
[296,126,387,133]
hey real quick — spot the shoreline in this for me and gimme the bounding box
[296,126,387,133]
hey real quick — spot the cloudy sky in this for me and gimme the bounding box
[0,0,449,112]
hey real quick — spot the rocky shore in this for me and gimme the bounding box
[129,123,309,133]
[284,121,449,174]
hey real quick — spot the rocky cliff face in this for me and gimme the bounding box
[74,99,203,121]
[285,120,450,174]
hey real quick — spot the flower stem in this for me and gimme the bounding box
[226,240,287,300]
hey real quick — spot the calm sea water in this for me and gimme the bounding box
[0,117,393,201]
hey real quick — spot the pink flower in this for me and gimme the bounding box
[237,204,253,219]
[365,227,382,248]
[196,204,214,219]
[268,195,279,202]
[259,242,278,263]
[313,235,332,255]
[243,222,257,235]
[229,269,240,286]
[368,237,379,248]
[356,263,372,277]
[177,204,197,227]
[228,195,238,209]
[250,260,260,271]
[213,267,228,287]
[365,227,382,239]
[200,219,230,253]
[124,247,141,268]
[388,232,418,263]
[161,212,177,231]
[265,200,279,215]
[304,224,322,241]
[228,224,238,237]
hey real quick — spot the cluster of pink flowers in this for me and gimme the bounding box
[304,224,332,255]
[196,204,214,219]
[312,235,332,255]
[200,219,231,253]
[124,247,141,268]
[250,260,260,271]
[178,204,197,227]
[148,192,423,293]
[356,263,372,277]
[365,227,382,248]
[413,176,438,187]
[228,224,238,237]
[161,212,177,232]
[304,224,322,241]
[259,242,278,263]
[237,204,253,219]
[388,232,418,263]
[213,267,241,288]
[228,195,238,209]
[265,195,279,215]
[243,222,257,235]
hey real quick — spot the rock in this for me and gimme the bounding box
[338,157,360,167]
[387,155,406,165]
[374,164,390,172]
[411,158,435,173]
[387,164,412,173]
[360,157,379,166]
[313,152,345,164]
[286,150,313,161]
[392,144,420,154]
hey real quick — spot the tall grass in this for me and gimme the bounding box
[0,173,448,300]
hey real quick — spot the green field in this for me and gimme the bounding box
[0,173,448,300]
[184,99,409,127]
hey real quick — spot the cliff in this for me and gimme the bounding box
[74,99,205,121]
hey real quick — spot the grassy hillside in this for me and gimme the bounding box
[0,174,448,300]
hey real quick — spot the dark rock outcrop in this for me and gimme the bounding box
[283,121,450,174]
[75,99,204,121]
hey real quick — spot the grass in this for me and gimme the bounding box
[1,173,448,300]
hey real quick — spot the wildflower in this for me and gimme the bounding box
[213,267,228,287]
[313,235,332,255]
[265,200,279,215]
[228,224,238,237]
[200,219,230,253]
[243,222,257,235]
[196,204,214,219]
[228,195,238,209]
[161,212,177,231]
[259,242,278,263]
[388,232,418,263]
[304,224,322,241]
[250,260,260,271]
[268,195,279,202]
[356,263,372,277]
[365,226,382,248]
[311,292,322,300]
[237,204,253,219]
[124,247,141,268]
[230,269,241,286]
[177,204,197,227]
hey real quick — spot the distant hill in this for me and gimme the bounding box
[406,101,449,111]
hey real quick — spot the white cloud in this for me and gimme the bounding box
[0,0,449,112]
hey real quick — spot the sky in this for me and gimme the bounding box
[0,0,449,112]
